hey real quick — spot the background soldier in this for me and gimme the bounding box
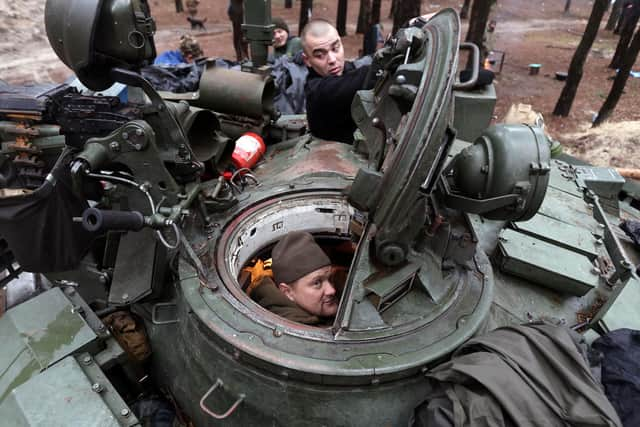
[228,0,249,61]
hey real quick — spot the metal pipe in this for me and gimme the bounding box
[193,66,275,119]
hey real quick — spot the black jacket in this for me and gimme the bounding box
[304,61,370,143]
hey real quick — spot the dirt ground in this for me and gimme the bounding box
[0,0,638,168]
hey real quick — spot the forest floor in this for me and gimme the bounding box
[0,0,638,167]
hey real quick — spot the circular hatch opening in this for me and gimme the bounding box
[216,190,356,334]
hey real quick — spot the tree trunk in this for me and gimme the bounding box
[285,0,292,8]
[389,0,397,19]
[392,0,421,34]
[594,26,640,125]
[610,12,640,68]
[465,0,495,60]
[362,0,383,55]
[357,0,372,34]
[553,0,608,117]
[337,0,348,36]
[299,0,313,35]
[606,0,623,30]
[460,0,472,20]
[372,0,382,25]
[564,0,572,15]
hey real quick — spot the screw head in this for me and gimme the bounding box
[395,74,407,84]
[91,383,104,393]
[120,408,130,417]
[109,141,121,152]
[121,132,129,140]
[83,356,92,365]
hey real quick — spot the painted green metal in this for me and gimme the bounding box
[496,228,599,296]
[452,84,497,142]
[0,355,138,426]
[511,214,600,259]
[0,288,97,402]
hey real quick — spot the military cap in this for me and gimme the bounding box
[272,231,331,285]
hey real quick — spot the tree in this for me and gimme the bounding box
[357,0,372,34]
[553,0,609,117]
[606,0,623,31]
[465,0,495,60]
[460,0,472,20]
[594,26,640,125]
[389,0,397,19]
[362,0,383,55]
[372,0,382,24]
[299,0,313,35]
[610,10,640,69]
[392,0,420,34]
[564,0,572,15]
[337,0,348,36]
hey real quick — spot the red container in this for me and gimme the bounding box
[231,132,266,170]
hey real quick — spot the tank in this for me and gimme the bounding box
[0,1,639,426]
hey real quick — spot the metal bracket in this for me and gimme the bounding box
[585,190,633,285]
[199,379,245,420]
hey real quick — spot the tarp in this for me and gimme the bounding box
[411,323,622,427]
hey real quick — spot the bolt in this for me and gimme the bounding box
[82,356,92,365]
[122,293,129,301]
[135,128,143,137]
[273,328,283,337]
[395,74,407,84]
[109,141,121,152]
[92,383,104,393]
[121,132,129,140]
[289,183,295,189]
[120,409,130,417]
[98,324,106,332]
[134,144,142,150]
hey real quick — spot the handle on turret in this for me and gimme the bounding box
[82,207,145,232]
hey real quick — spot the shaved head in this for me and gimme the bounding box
[300,19,345,77]
[301,19,335,53]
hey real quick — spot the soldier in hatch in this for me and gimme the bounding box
[245,231,339,325]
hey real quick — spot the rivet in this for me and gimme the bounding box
[83,356,92,365]
[395,74,406,84]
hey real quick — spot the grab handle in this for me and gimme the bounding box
[199,379,245,420]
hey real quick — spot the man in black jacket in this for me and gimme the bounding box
[301,19,371,144]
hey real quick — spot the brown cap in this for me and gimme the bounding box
[272,231,331,284]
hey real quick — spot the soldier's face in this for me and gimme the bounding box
[279,265,338,318]
[273,28,288,48]
[302,26,345,77]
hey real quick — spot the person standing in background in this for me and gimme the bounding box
[228,0,249,61]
